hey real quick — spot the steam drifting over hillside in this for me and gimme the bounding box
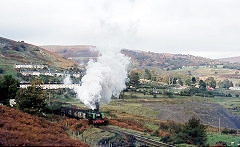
[74,49,130,109]
[64,74,73,85]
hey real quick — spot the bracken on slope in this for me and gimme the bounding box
[0,105,88,146]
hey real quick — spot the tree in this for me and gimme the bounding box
[128,71,140,88]
[185,77,196,86]
[163,90,174,98]
[176,117,207,146]
[185,78,193,86]
[15,80,47,116]
[144,69,152,80]
[205,77,216,88]
[199,80,206,91]
[0,75,20,105]
[178,78,183,86]
[192,77,196,84]
[218,79,233,89]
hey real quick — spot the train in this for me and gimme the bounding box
[60,102,107,125]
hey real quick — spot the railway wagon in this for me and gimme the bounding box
[61,106,107,125]
[61,107,87,119]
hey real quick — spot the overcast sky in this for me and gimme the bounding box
[1,0,240,59]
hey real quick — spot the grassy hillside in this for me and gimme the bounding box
[0,37,77,75]
[121,49,224,70]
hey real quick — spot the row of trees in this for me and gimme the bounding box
[128,70,234,89]
[127,70,238,98]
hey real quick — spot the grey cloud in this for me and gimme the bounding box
[1,0,240,58]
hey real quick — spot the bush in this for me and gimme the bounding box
[75,123,83,129]
[45,101,62,115]
[225,93,232,97]
[221,128,237,135]
[151,130,159,136]
[177,117,207,146]
[0,68,4,73]
[215,141,227,146]
[160,136,172,143]
[163,90,174,98]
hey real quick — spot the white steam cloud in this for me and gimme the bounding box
[64,74,72,85]
[74,49,129,110]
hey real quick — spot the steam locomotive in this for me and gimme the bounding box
[60,102,107,125]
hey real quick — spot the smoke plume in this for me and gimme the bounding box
[74,49,129,110]
[64,74,72,85]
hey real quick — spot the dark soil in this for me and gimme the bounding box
[144,101,240,129]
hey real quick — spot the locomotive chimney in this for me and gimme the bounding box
[95,102,99,112]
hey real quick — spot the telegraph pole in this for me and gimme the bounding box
[218,116,221,133]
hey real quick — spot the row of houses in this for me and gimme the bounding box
[20,84,81,89]
[15,64,48,69]
[229,87,240,90]
[20,71,82,78]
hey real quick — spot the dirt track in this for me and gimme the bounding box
[144,101,240,129]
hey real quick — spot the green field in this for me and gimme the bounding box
[207,133,240,146]
[102,99,159,119]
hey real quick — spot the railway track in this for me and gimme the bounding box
[100,126,175,147]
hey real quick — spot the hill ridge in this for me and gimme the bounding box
[219,56,240,63]
[0,37,77,75]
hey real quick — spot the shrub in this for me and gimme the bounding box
[221,128,237,135]
[172,117,207,146]
[215,141,227,146]
[0,68,4,73]
[75,123,83,129]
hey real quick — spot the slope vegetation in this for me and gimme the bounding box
[0,105,88,146]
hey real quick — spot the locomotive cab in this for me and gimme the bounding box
[86,111,105,124]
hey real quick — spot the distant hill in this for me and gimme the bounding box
[121,49,225,70]
[219,56,240,63]
[42,45,240,72]
[42,45,98,64]
[43,45,224,69]
[0,37,77,75]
